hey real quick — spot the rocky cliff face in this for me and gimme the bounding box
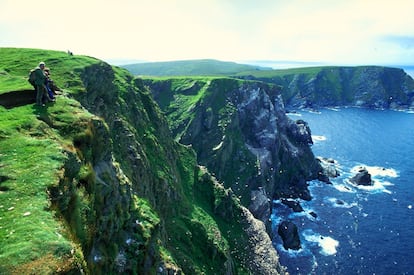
[145,78,323,223]
[70,63,287,274]
[241,66,414,110]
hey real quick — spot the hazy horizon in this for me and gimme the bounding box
[1,0,413,68]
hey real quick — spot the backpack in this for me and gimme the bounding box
[28,69,36,87]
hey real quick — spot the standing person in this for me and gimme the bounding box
[33,62,50,106]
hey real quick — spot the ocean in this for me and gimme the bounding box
[272,107,414,274]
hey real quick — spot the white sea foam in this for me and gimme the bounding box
[326,197,358,209]
[351,165,398,178]
[346,178,392,194]
[287,112,302,117]
[312,135,327,142]
[308,110,322,114]
[349,165,397,194]
[303,230,339,256]
[275,243,309,257]
[333,183,356,193]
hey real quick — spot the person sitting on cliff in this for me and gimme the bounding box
[44,67,56,101]
[33,62,52,106]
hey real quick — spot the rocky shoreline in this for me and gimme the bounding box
[275,155,383,250]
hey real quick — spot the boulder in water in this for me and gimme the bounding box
[281,198,304,212]
[350,167,373,186]
[309,211,318,218]
[278,221,301,250]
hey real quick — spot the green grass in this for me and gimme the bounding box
[0,103,76,273]
[0,48,96,272]
[0,47,100,95]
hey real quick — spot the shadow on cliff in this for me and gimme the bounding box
[0,89,36,109]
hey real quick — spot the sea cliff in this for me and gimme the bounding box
[237,66,414,110]
[0,48,289,274]
[144,77,323,224]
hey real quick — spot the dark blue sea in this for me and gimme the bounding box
[272,108,414,275]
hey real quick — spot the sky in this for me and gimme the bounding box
[1,0,413,68]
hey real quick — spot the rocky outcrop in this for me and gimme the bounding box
[350,167,373,186]
[239,66,414,110]
[281,198,304,212]
[145,78,323,224]
[278,221,301,250]
[317,157,341,183]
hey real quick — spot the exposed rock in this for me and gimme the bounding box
[146,78,322,224]
[278,221,301,250]
[241,207,287,275]
[239,66,414,111]
[350,167,373,186]
[281,198,304,212]
[335,199,345,205]
[287,119,313,145]
[309,211,318,218]
[249,188,271,221]
[317,157,340,183]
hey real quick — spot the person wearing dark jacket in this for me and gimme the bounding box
[33,62,51,106]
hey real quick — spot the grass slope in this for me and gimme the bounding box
[122,59,272,76]
[0,47,101,273]
[0,98,93,273]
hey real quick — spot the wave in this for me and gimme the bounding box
[303,229,339,256]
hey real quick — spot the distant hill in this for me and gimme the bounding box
[121,59,272,76]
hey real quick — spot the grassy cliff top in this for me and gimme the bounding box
[234,65,408,79]
[0,47,101,272]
